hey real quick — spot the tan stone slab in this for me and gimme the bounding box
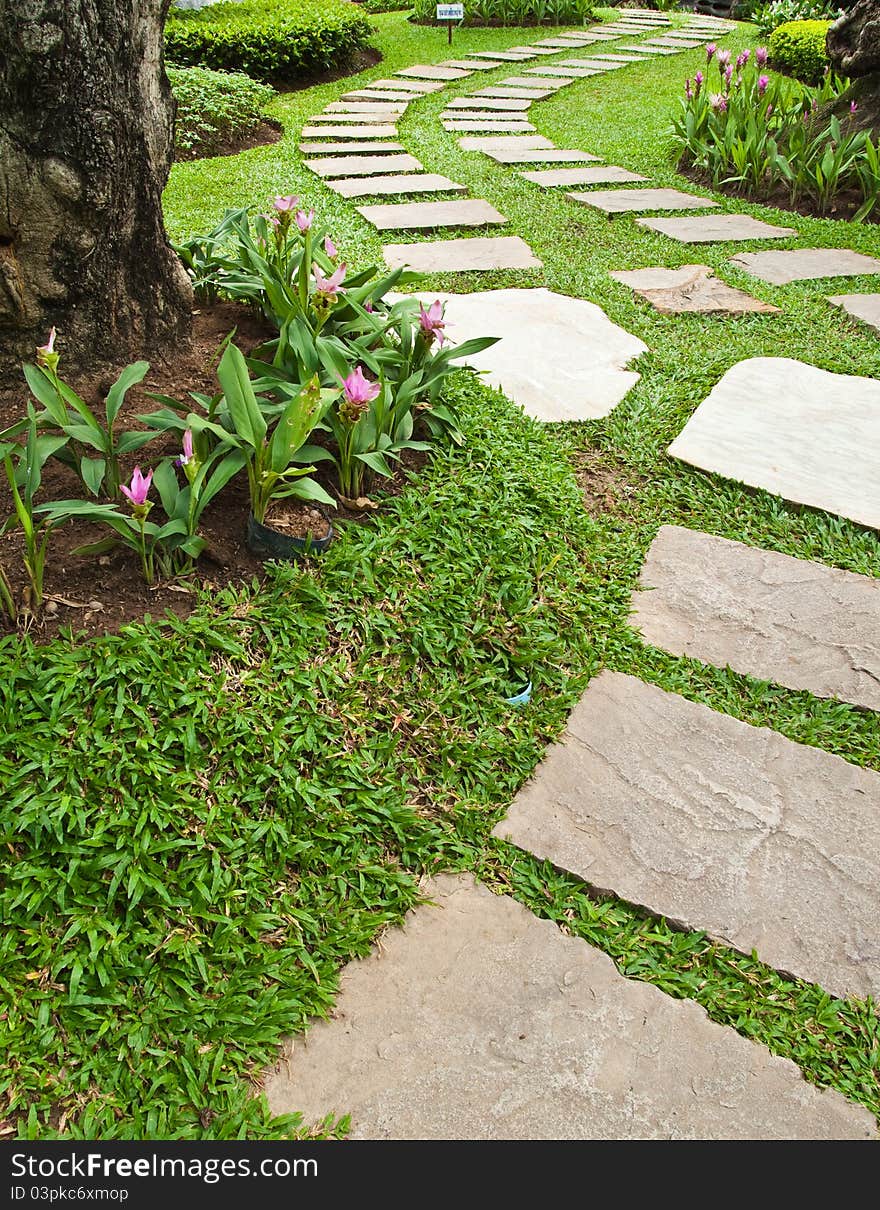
[383,236,541,273]
[572,187,717,214]
[458,133,554,151]
[649,37,705,47]
[513,45,563,54]
[637,214,797,243]
[556,58,626,69]
[610,264,779,315]
[299,141,404,155]
[301,125,397,139]
[579,52,643,61]
[535,37,595,47]
[486,148,602,164]
[632,525,880,710]
[308,110,403,123]
[502,75,569,89]
[442,59,504,69]
[443,119,536,132]
[494,671,880,1002]
[404,287,645,421]
[522,165,646,187]
[829,292,880,333]
[264,874,877,1140]
[305,153,422,178]
[359,198,506,231]
[618,44,665,53]
[342,89,419,102]
[527,66,602,77]
[668,357,880,531]
[326,173,466,199]
[731,248,880,284]
[446,96,533,111]
[471,50,534,61]
[325,101,409,113]
[369,77,446,93]
[475,86,555,99]
[396,64,471,80]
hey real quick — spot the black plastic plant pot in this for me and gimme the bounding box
[245,508,334,561]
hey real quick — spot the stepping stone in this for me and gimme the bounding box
[305,153,422,178]
[571,187,718,214]
[446,96,533,111]
[309,111,403,123]
[369,77,446,93]
[443,119,536,133]
[396,65,471,80]
[535,37,594,47]
[624,44,682,54]
[556,58,627,69]
[494,670,880,1003]
[299,142,404,155]
[358,198,506,231]
[610,264,778,315]
[471,50,534,61]
[474,87,555,100]
[383,236,541,273]
[458,133,554,151]
[502,75,569,89]
[637,214,797,243]
[618,44,668,54]
[404,287,645,421]
[579,52,644,62]
[441,109,534,122]
[731,248,880,285]
[264,874,877,1140]
[326,100,410,112]
[632,525,880,711]
[442,59,504,69]
[668,357,880,530]
[526,66,601,78]
[648,38,704,48]
[326,173,466,199]
[343,89,417,102]
[522,165,646,187]
[301,125,398,139]
[485,148,603,165]
[829,292,880,333]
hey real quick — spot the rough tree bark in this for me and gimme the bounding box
[826,0,880,134]
[0,1,192,376]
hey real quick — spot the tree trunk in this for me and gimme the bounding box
[826,0,880,134]
[0,1,192,376]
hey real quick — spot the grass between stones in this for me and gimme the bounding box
[3,15,879,1139]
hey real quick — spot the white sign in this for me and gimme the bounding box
[436,4,464,19]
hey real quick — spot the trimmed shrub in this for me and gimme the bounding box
[168,65,276,156]
[768,19,832,83]
[752,0,842,39]
[410,0,594,26]
[165,0,374,83]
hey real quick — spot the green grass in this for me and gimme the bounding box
[3,14,879,1138]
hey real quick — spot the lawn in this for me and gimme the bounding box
[2,11,879,1139]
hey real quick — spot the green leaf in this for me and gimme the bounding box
[216,343,267,450]
[80,456,107,498]
[105,361,149,427]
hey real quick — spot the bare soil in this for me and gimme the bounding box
[175,117,284,163]
[679,162,878,223]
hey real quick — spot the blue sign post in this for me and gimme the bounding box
[436,3,464,46]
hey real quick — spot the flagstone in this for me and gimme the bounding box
[493,670,880,1002]
[526,65,602,77]
[383,236,542,272]
[300,141,404,155]
[631,525,880,711]
[828,292,880,333]
[668,357,880,530]
[369,77,446,93]
[474,86,555,100]
[556,58,627,69]
[522,165,646,187]
[485,148,603,164]
[637,214,797,242]
[443,119,536,132]
[305,153,422,178]
[610,264,778,315]
[580,52,644,62]
[458,133,554,151]
[301,126,397,140]
[471,50,534,61]
[571,187,718,213]
[264,874,877,1141]
[326,173,467,199]
[730,248,880,284]
[501,76,570,88]
[513,46,563,54]
[359,198,505,231]
[326,100,410,112]
[535,38,595,47]
[342,89,419,102]
[648,38,705,48]
[309,110,404,123]
[446,96,533,110]
[396,65,471,80]
[441,59,504,69]
[404,287,645,421]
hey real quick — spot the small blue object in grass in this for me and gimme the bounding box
[505,681,532,707]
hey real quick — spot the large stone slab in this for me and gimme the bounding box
[486,148,602,165]
[342,89,418,102]
[442,58,504,69]
[396,65,471,80]
[829,292,880,333]
[501,75,569,89]
[649,37,705,47]
[535,37,595,47]
[446,96,533,111]
[556,58,627,69]
[631,525,880,711]
[668,357,880,530]
[637,214,797,243]
[527,65,604,77]
[458,133,554,151]
[383,236,542,273]
[472,49,534,61]
[571,187,717,214]
[494,671,880,1002]
[305,153,422,178]
[475,86,555,100]
[358,198,506,231]
[299,141,404,155]
[369,77,446,93]
[443,119,536,132]
[324,102,409,114]
[522,165,646,187]
[308,110,404,123]
[404,287,645,421]
[610,264,779,315]
[579,52,643,62]
[264,874,877,1140]
[730,248,880,285]
[326,173,466,199]
[300,125,398,139]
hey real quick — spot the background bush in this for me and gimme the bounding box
[359,0,412,11]
[752,0,842,38]
[169,66,276,157]
[165,0,374,83]
[768,19,832,84]
[410,0,594,26]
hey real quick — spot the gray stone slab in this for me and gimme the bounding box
[301,125,397,139]
[325,101,409,113]
[404,287,645,421]
[731,248,880,285]
[522,165,646,187]
[526,66,601,77]
[668,357,880,531]
[632,525,880,711]
[649,37,705,47]
[579,52,643,61]
[829,292,880,333]
[326,173,466,199]
[472,49,534,61]
[299,141,404,155]
[494,671,880,1002]
[571,187,718,214]
[458,133,554,151]
[475,86,555,100]
[358,198,505,231]
[343,89,418,102]
[486,148,603,165]
[557,58,626,69]
[446,96,533,111]
[610,264,779,315]
[383,236,541,273]
[369,77,446,93]
[441,58,504,69]
[618,44,665,53]
[264,874,877,1140]
[443,119,536,132]
[305,153,422,178]
[309,110,403,123]
[502,75,569,89]
[637,214,797,243]
[396,64,471,80]
[535,37,594,47]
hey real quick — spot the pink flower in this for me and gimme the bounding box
[736,49,750,69]
[851,100,859,114]
[313,262,347,298]
[756,46,768,67]
[710,93,727,112]
[717,49,731,69]
[343,366,380,407]
[418,299,447,346]
[706,43,717,62]
[120,466,153,508]
[766,103,774,118]
[36,326,58,369]
[694,70,704,93]
[296,209,314,233]
[685,77,693,100]
[758,74,769,95]
[724,64,733,86]
[273,195,299,213]
[364,300,374,313]
[182,429,194,464]
[324,234,338,259]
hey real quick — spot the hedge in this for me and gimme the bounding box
[768,19,832,84]
[168,66,276,157]
[165,0,374,84]
[410,0,594,26]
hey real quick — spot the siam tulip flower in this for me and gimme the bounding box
[736,49,750,69]
[324,234,338,260]
[694,70,704,94]
[758,74,769,95]
[177,429,199,484]
[710,93,727,113]
[724,64,733,86]
[364,300,374,313]
[339,365,380,424]
[273,195,299,213]
[296,208,314,233]
[756,46,768,67]
[717,49,731,69]
[766,103,774,118]
[313,261,347,299]
[121,466,153,510]
[706,43,717,62]
[36,326,59,371]
[851,100,859,114]
[418,299,447,346]
[685,77,693,100]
